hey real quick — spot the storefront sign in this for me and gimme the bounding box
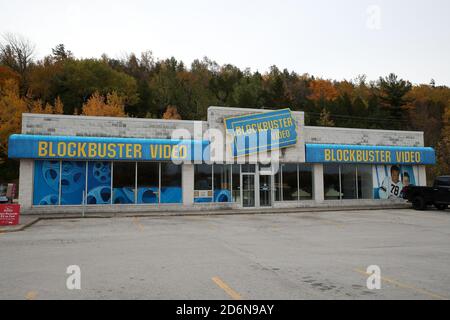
[305,144,436,165]
[0,204,20,226]
[8,135,209,161]
[224,109,297,157]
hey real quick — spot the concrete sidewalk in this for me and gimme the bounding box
[0,203,411,233]
[0,215,40,233]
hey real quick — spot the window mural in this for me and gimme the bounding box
[160,163,182,203]
[373,165,417,199]
[137,162,159,204]
[112,162,136,204]
[213,164,232,203]
[33,160,60,205]
[61,161,86,205]
[87,161,112,204]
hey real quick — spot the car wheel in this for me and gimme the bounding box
[435,203,448,211]
[412,196,426,210]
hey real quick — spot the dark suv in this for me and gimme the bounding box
[403,176,450,210]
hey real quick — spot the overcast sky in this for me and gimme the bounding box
[1,0,449,85]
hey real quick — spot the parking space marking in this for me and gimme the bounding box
[25,291,38,300]
[354,268,448,300]
[132,217,144,232]
[212,276,242,300]
[183,216,216,229]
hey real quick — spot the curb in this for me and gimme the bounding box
[0,205,412,233]
[0,217,41,234]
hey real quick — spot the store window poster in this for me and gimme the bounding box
[373,165,418,199]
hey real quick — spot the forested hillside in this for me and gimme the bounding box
[1,35,449,182]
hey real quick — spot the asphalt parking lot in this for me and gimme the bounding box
[1,208,449,300]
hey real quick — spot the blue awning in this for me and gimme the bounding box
[305,144,435,165]
[8,134,210,162]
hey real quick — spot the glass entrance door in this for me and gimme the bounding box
[242,174,255,207]
[259,175,272,207]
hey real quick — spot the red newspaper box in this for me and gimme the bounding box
[0,204,20,226]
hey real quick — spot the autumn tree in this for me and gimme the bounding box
[0,79,27,161]
[318,108,335,127]
[0,65,20,87]
[27,58,138,115]
[406,85,448,145]
[81,91,126,117]
[29,96,64,115]
[307,79,338,109]
[162,105,182,120]
[435,105,450,174]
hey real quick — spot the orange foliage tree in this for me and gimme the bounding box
[81,91,126,117]
[435,104,450,175]
[29,96,64,115]
[0,78,64,161]
[0,66,21,88]
[162,105,182,120]
[0,79,27,160]
[307,79,338,106]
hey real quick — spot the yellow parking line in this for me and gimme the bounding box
[25,291,38,300]
[212,277,242,300]
[354,268,448,300]
[132,217,144,232]
[324,220,344,228]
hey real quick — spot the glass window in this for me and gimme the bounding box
[242,174,255,207]
[341,164,357,199]
[299,165,313,200]
[161,163,182,203]
[194,164,212,190]
[274,168,281,201]
[357,165,373,199]
[61,161,86,205]
[33,160,60,205]
[282,164,298,201]
[137,162,159,204]
[324,164,340,200]
[213,164,232,202]
[194,164,213,202]
[87,161,112,205]
[113,162,136,204]
[231,164,240,203]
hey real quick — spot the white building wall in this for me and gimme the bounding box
[418,165,427,186]
[22,113,207,140]
[182,164,194,206]
[304,126,424,147]
[18,159,33,210]
[312,164,324,203]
